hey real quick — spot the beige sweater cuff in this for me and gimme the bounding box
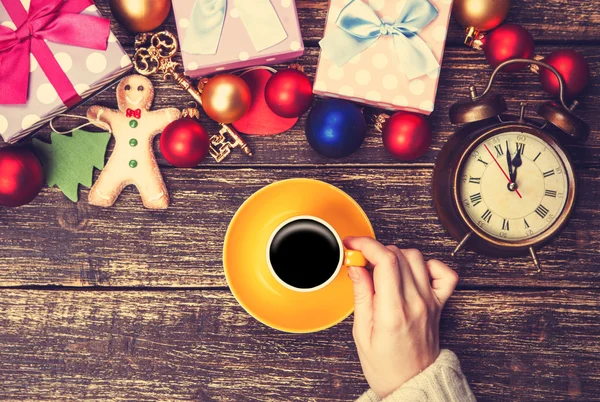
[355,350,476,402]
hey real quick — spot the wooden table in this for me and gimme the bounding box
[1,1,599,400]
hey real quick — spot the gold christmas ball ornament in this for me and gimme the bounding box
[453,0,510,31]
[200,74,252,124]
[109,0,171,33]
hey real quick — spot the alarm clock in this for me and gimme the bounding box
[433,58,590,271]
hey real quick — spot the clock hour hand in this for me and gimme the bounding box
[511,145,523,183]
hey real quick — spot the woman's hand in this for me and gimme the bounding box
[344,237,459,399]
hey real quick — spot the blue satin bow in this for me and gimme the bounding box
[319,0,440,80]
[182,0,288,55]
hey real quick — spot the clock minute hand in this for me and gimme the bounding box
[511,147,523,183]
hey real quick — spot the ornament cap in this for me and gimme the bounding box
[449,94,507,124]
[464,27,485,49]
[181,106,201,121]
[289,63,305,73]
[537,101,590,143]
[197,78,209,94]
[529,54,546,75]
[374,113,391,132]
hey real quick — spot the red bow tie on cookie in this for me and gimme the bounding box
[126,108,142,119]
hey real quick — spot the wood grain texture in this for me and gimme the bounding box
[2,1,600,400]
[35,46,600,168]
[1,289,600,401]
[1,168,599,288]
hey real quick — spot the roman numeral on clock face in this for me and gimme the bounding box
[502,219,510,231]
[494,144,504,157]
[535,205,550,219]
[545,190,557,198]
[543,170,555,178]
[469,176,481,184]
[481,209,493,223]
[516,143,526,155]
[533,152,542,162]
[477,157,489,167]
[470,193,482,206]
[524,218,530,229]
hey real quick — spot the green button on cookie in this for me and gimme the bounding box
[129,120,138,128]
[129,138,138,147]
[129,160,138,168]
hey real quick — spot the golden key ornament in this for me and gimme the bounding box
[133,31,253,162]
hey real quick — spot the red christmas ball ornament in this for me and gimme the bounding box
[483,24,534,72]
[233,68,298,135]
[160,109,210,167]
[381,112,432,161]
[265,67,314,118]
[539,49,590,100]
[0,147,44,207]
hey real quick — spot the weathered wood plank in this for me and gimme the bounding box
[34,46,600,167]
[1,289,599,401]
[1,168,599,288]
[94,0,600,46]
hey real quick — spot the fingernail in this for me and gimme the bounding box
[348,266,360,283]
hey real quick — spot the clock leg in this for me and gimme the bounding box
[452,232,473,257]
[529,247,542,273]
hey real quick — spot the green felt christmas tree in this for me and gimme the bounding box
[33,130,111,202]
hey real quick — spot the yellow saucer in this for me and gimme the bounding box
[224,179,375,333]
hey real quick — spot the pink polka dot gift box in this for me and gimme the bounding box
[172,0,305,79]
[315,0,452,115]
[0,0,133,144]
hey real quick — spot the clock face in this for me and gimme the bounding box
[458,130,570,242]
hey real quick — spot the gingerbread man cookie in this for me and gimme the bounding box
[87,75,180,209]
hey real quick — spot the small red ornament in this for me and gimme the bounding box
[380,112,432,161]
[160,111,210,168]
[483,24,534,72]
[265,67,314,118]
[539,49,590,100]
[0,147,44,207]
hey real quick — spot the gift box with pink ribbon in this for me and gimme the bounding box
[314,0,452,115]
[0,0,133,143]
[172,0,305,78]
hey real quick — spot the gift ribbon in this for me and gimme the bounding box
[182,0,288,55]
[319,0,439,80]
[0,0,110,105]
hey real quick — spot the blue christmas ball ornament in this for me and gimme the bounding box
[305,99,366,158]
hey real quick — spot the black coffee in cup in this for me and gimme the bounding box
[269,218,341,290]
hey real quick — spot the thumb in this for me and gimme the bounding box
[426,259,459,307]
[348,265,374,343]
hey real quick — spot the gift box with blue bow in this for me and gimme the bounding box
[314,0,452,115]
[172,0,304,78]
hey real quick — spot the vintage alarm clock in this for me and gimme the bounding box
[433,58,590,271]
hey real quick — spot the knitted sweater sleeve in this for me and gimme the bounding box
[355,350,476,402]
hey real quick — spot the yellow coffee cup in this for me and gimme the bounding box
[266,215,367,293]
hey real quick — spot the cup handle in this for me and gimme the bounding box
[344,250,367,267]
